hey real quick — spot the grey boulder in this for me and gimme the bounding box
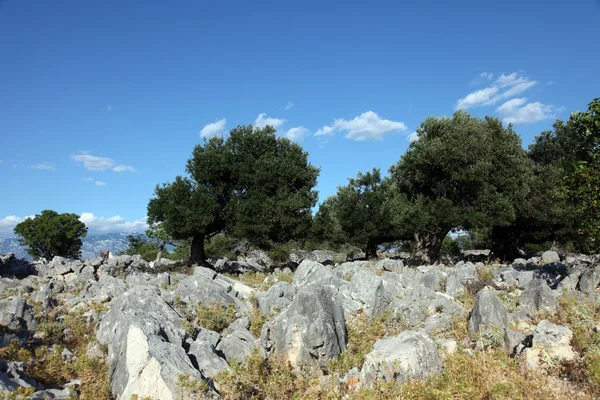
[361,331,442,384]
[255,282,296,315]
[519,279,558,314]
[0,296,36,331]
[261,284,346,376]
[578,263,600,295]
[97,286,210,400]
[216,328,258,365]
[468,288,508,335]
[188,339,231,378]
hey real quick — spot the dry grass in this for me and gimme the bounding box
[216,350,338,400]
[542,293,600,396]
[328,311,405,375]
[353,349,574,400]
[195,302,238,333]
[0,305,111,400]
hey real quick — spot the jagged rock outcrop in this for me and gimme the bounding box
[0,296,36,332]
[96,286,214,399]
[261,284,346,376]
[519,279,558,315]
[468,288,508,335]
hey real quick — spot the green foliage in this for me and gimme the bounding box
[492,120,581,258]
[205,233,238,259]
[310,197,347,247]
[322,169,396,259]
[148,125,319,264]
[13,210,88,260]
[120,234,163,262]
[566,98,600,252]
[267,243,291,264]
[389,112,531,263]
[440,235,474,259]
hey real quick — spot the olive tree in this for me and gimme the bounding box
[14,210,88,260]
[389,111,531,263]
[147,125,319,265]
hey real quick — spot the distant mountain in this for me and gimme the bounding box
[0,232,137,261]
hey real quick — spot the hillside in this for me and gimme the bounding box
[0,250,598,399]
[0,233,135,260]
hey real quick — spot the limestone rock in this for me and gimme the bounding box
[96,286,212,399]
[361,332,442,384]
[188,339,231,378]
[524,320,576,370]
[468,288,508,335]
[261,284,346,376]
[0,296,36,331]
[519,279,558,314]
[217,328,258,365]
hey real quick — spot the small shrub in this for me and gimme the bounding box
[545,292,600,396]
[176,373,210,399]
[476,265,495,283]
[328,311,405,375]
[196,303,237,333]
[249,307,269,338]
[275,270,293,284]
[476,325,505,350]
[268,244,291,265]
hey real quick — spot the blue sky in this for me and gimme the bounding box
[1,0,599,236]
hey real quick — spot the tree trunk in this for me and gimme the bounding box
[155,242,166,263]
[414,230,448,264]
[190,234,206,266]
[365,239,378,260]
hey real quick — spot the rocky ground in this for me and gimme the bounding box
[0,250,599,399]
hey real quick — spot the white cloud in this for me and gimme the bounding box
[0,215,34,237]
[455,72,538,110]
[107,105,112,112]
[83,177,93,181]
[71,154,116,171]
[79,213,148,234]
[285,126,309,142]
[200,118,227,138]
[255,113,285,130]
[408,131,419,142]
[95,181,107,186]
[29,162,55,170]
[284,101,294,111]
[112,164,136,173]
[480,72,493,80]
[455,87,500,110]
[496,98,557,125]
[315,111,407,141]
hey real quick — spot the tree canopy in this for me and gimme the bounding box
[14,210,88,260]
[147,125,319,265]
[567,98,600,251]
[389,111,532,263]
[321,169,396,258]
